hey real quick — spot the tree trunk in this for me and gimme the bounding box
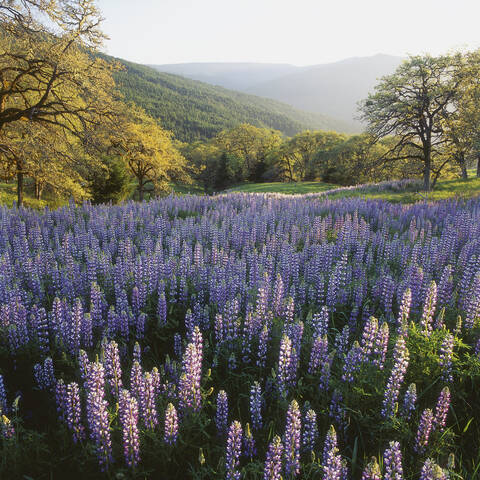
[458,153,468,179]
[17,158,23,206]
[477,155,480,178]
[34,179,40,200]
[423,164,431,192]
[138,177,144,201]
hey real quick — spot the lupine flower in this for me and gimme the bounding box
[415,408,434,454]
[397,289,411,336]
[55,379,67,421]
[225,420,242,480]
[119,389,140,468]
[402,383,417,420]
[383,441,403,480]
[178,332,203,412]
[309,335,329,374]
[264,435,283,480]
[438,334,454,383]
[360,316,379,361]
[277,334,292,397]
[382,337,409,418]
[421,281,437,335]
[433,387,450,431]
[164,402,178,445]
[216,390,229,436]
[342,341,363,382]
[362,457,381,480]
[85,362,112,469]
[65,382,85,443]
[302,408,318,455]
[257,323,269,369]
[312,306,329,337]
[139,371,158,429]
[0,414,14,439]
[104,340,123,397]
[322,425,342,480]
[130,361,143,399]
[373,322,389,369]
[243,423,256,459]
[250,381,262,431]
[284,399,301,477]
[0,375,8,414]
[419,458,448,480]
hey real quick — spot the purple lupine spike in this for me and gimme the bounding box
[335,325,350,357]
[104,340,122,397]
[243,423,256,459]
[178,329,203,412]
[302,408,318,455]
[433,387,450,431]
[78,349,89,382]
[437,265,453,308]
[250,381,262,431]
[362,457,381,480]
[439,333,454,383]
[360,316,379,361]
[34,357,55,391]
[139,371,158,430]
[135,313,146,340]
[55,379,67,421]
[312,306,329,337]
[322,425,342,480]
[130,361,143,399]
[133,342,142,363]
[81,313,93,349]
[329,390,347,433]
[0,414,15,439]
[415,408,434,454]
[164,402,178,445]
[85,362,112,469]
[284,399,301,477]
[373,322,389,370]
[157,290,167,327]
[277,334,292,397]
[419,458,448,480]
[397,289,411,336]
[309,335,328,374]
[264,435,283,480]
[383,441,403,480]
[402,383,417,420]
[216,390,229,436]
[65,382,85,443]
[0,375,8,415]
[225,420,243,480]
[119,389,140,468]
[465,273,480,330]
[69,298,83,354]
[257,323,269,369]
[421,281,437,335]
[382,337,409,418]
[174,333,182,358]
[342,341,363,382]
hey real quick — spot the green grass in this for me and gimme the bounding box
[328,175,480,203]
[228,173,480,203]
[0,182,50,209]
[228,181,337,194]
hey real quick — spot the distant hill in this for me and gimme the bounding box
[149,62,301,91]
[108,57,355,142]
[153,55,404,128]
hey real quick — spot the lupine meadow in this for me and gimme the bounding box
[0,192,479,479]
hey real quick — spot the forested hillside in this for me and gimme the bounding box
[110,57,355,141]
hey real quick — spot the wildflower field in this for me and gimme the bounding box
[0,193,479,479]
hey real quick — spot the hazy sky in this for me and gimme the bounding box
[100,0,480,66]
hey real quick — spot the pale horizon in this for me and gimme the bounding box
[99,0,480,66]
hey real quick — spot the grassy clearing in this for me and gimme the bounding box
[328,175,480,203]
[228,181,337,194]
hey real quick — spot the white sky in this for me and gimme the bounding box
[99,0,480,66]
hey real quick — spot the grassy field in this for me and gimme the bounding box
[228,181,337,194]
[229,174,480,203]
